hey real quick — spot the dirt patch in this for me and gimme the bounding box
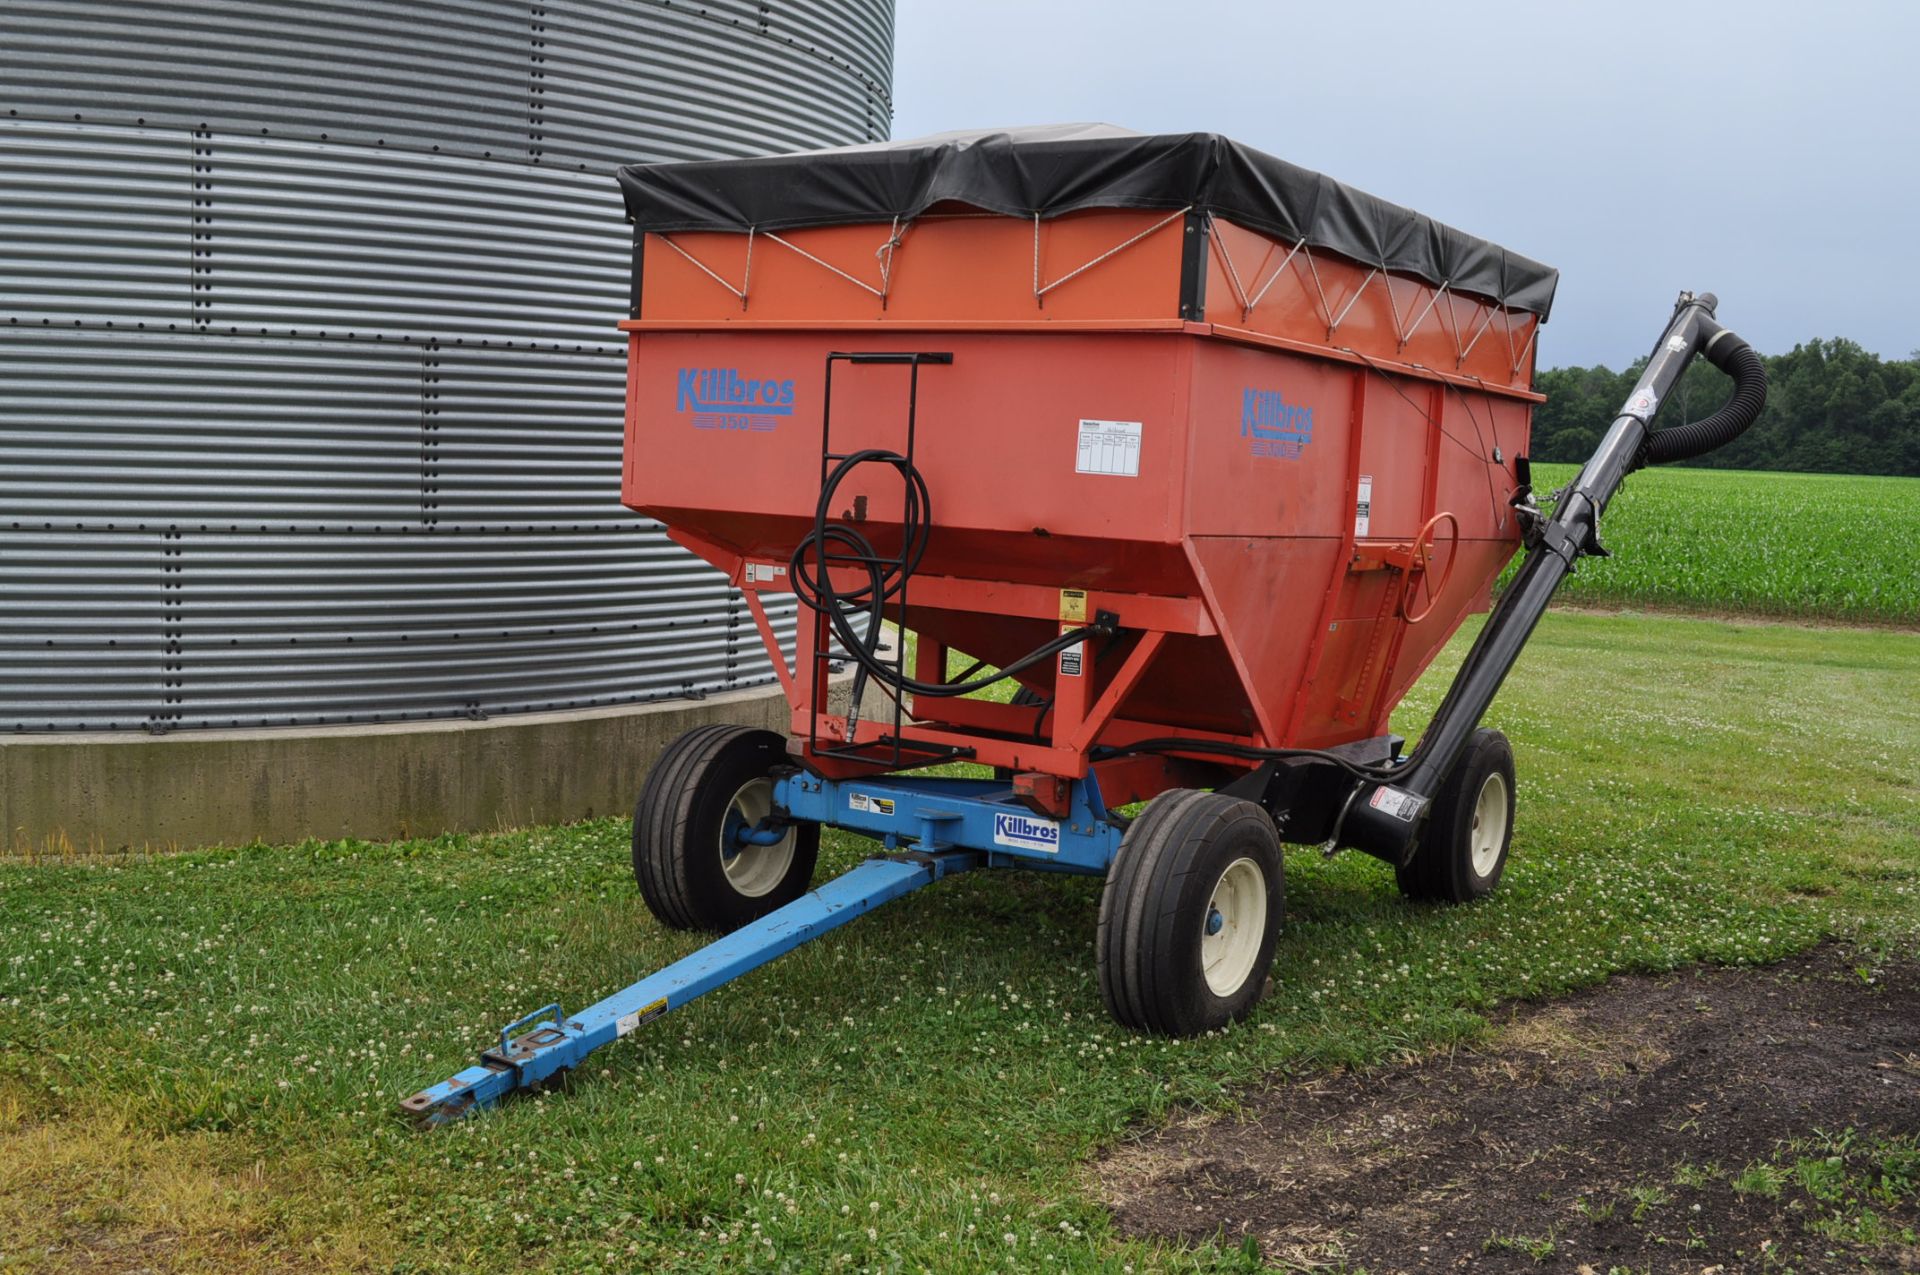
[1096,948,1920,1272]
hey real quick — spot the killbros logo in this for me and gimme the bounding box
[993,812,1060,854]
[676,368,796,431]
[1241,387,1313,459]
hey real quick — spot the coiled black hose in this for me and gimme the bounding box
[789,448,1101,699]
[1641,328,1769,466]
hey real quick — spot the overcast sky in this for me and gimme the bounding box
[891,1,1916,369]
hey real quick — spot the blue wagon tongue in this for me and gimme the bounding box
[400,853,967,1126]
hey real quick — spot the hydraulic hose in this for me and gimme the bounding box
[790,448,1104,700]
[1640,327,1768,466]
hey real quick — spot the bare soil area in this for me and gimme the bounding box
[1097,948,1920,1272]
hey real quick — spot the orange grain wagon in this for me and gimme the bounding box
[405,128,1766,1123]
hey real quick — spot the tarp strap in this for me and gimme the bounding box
[765,230,887,300]
[1508,317,1541,379]
[1214,216,1395,342]
[1206,214,1253,313]
[1301,247,1334,334]
[1033,206,1192,303]
[875,216,908,303]
[1379,265,1408,348]
[656,227,755,310]
[1207,217,1320,323]
[1457,300,1501,369]
[1326,267,1380,338]
[656,222,917,310]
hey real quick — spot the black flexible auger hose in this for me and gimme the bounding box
[1641,328,1768,466]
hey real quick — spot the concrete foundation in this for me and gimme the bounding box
[1,681,820,855]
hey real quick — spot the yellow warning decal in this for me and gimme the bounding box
[1059,588,1088,623]
[615,996,670,1037]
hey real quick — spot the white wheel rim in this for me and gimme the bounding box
[719,777,796,898]
[1469,771,1510,878]
[1200,857,1268,999]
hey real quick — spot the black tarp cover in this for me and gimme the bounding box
[616,124,1557,319]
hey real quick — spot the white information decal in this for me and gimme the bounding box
[1354,475,1374,537]
[1368,786,1423,822]
[848,792,895,817]
[1075,419,1142,477]
[745,562,787,584]
[1057,623,1084,677]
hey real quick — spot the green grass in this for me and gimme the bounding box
[1791,1129,1920,1248]
[1519,465,1920,623]
[1614,1129,1920,1256]
[2,612,1917,1272]
[1482,1228,1557,1261]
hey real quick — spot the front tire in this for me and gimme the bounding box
[632,726,819,933]
[1096,791,1284,1036]
[1395,727,1515,903]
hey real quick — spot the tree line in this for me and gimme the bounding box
[1530,338,1920,476]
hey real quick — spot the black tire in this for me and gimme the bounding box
[1395,727,1515,904]
[1096,790,1285,1036]
[632,725,820,933]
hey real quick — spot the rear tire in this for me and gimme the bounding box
[1097,791,1284,1036]
[1395,727,1515,903]
[632,726,819,934]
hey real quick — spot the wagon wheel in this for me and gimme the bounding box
[1399,511,1460,625]
[632,726,820,933]
[1096,790,1284,1036]
[1396,727,1515,903]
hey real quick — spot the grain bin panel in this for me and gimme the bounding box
[0,0,891,735]
[535,0,889,169]
[0,121,192,327]
[0,0,532,160]
[0,531,168,732]
[770,0,895,99]
[204,139,627,344]
[0,331,424,528]
[168,529,741,727]
[427,346,630,526]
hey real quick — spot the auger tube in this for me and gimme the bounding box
[1339,291,1768,863]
